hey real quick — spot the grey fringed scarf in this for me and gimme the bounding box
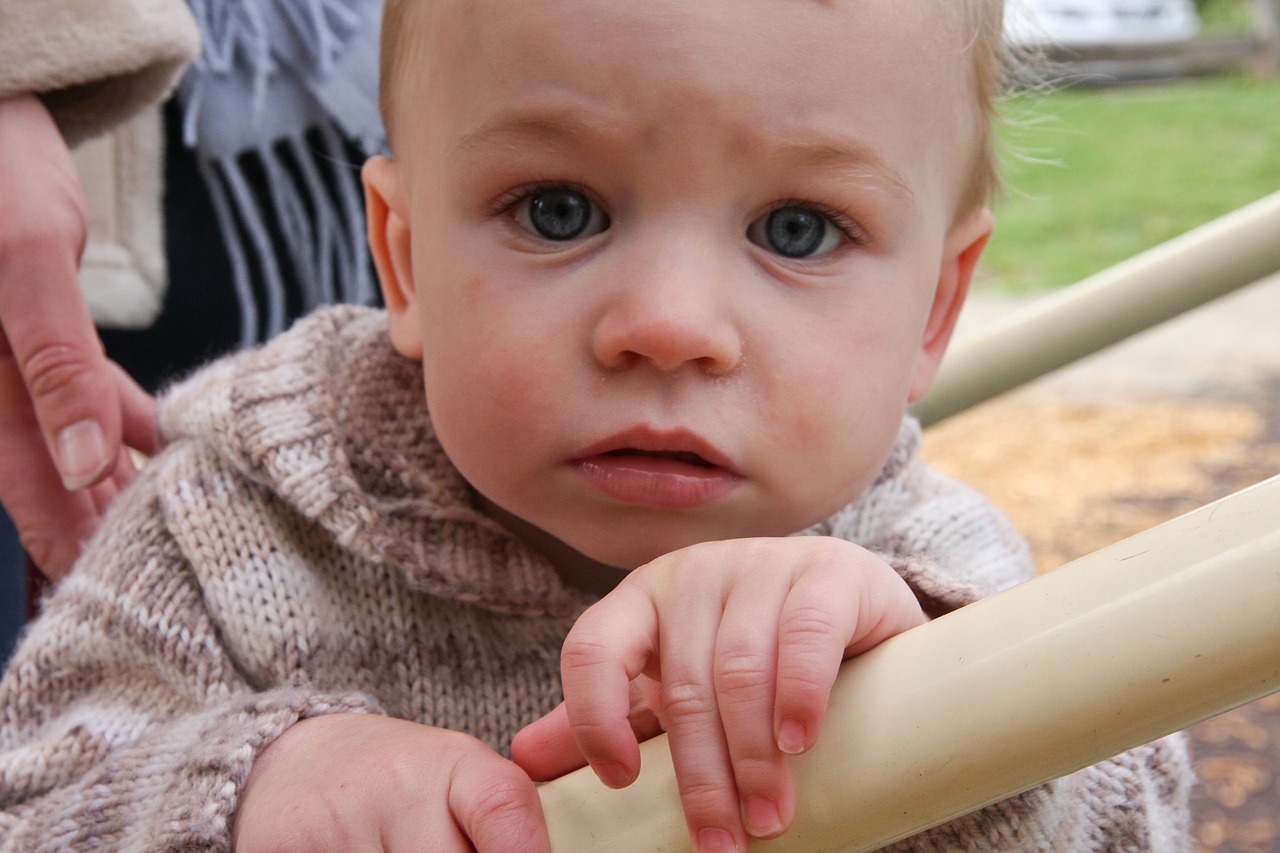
[177,0,387,345]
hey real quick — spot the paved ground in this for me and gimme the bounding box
[926,272,1280,852]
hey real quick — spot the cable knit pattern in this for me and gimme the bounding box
[0,306,1192,850]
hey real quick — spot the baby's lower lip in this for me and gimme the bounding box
[571,453,743,509]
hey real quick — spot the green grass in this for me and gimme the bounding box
[978,74,1280,293]
[1196,0,1255,34]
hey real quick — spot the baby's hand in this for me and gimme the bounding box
[514,537,926,853]
[234,714,550,853]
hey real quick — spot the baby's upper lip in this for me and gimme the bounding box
[574,427,737,473]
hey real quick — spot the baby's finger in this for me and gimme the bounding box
[658,595,751,852]
[447,747,551,853]
[514,683,668,783]
[712,577,795,840]
[773,543,923,754]
[559,584,657,788]
[511,703,585,782]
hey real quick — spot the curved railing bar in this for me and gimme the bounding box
[539,473,1280,851]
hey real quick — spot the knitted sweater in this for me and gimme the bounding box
[0,306,1193,851]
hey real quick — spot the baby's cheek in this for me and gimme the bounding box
[788,398,896,510]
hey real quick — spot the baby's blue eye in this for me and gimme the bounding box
[514,188,609,241]
[747,206,843,259]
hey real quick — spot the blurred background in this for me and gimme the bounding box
[928,2,1280,849]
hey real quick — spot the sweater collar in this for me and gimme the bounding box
[163,306,925,618]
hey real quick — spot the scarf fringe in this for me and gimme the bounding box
[185,0,364,135]
[179,0,384,345]
[199,125,374,346]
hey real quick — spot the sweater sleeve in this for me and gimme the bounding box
[841,451,1195,851]
[0,0,200,145]
[0,470,382,852]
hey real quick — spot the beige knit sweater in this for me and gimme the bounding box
[0,307,1192,851]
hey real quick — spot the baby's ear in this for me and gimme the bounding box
[363,155,423,360]
[908,206,994,403]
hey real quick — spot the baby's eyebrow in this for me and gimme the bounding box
[454,108,914,203]
[768,138,914,201]
[454,109,595,153]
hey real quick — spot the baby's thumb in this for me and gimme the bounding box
[511,703,585,782]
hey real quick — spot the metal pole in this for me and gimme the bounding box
[539,474,1280,852]
[912,191,1280,427]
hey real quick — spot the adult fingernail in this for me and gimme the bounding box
[698,827,738,853]
[778,717,807,755]
[745,796,782,837]
[57,420,109,490]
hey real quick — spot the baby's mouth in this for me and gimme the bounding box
[603,448,716,468]
[571,431,742,509]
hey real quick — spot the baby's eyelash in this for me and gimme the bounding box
[768,199,870,247]
[489,181,593,217]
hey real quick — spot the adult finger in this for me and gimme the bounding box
[0,95,122,491]
[0,325,101,579]
[113,359,160,457]
[84,361,160,515]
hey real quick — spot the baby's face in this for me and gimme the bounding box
[369,0,993,581]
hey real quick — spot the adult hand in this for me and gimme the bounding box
[0,94,158,580]
[234,714,552,853]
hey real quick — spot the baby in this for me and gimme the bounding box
[0,0,1192,851]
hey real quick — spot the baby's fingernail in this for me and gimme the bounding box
[778,717,807,755]
[698,827,738,853]
[57,420,109,490]
[594,761,634,788]
[745,796,782,837]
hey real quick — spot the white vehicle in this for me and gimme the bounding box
[1005,0,1201,46]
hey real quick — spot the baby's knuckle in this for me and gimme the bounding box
[468,770,540,831]
[714,649,774,696]
[777,666,831,701]
[662,676,717,721]
[677,776,734,819]
[560,631,615,673]
[732,754,783,784]
[781,605,842,646]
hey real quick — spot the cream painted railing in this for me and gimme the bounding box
[914,190,1280,427]
[538,192,1280,851]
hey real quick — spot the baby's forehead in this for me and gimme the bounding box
[408,0,983,86]
[419,0,979,49]
[386,0,996,206]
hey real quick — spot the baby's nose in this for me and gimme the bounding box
[590,266,743,375]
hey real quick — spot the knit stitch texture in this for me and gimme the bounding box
[0,306,1192,851]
